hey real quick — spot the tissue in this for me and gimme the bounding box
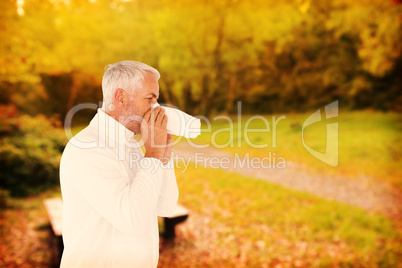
[153,103,201,138]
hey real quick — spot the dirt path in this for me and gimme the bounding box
[173,143,402,221]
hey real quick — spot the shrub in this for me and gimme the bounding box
[0,105,67,196]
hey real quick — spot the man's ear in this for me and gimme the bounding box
[114,88,127,108]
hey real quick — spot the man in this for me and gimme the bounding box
[59,60,179,268]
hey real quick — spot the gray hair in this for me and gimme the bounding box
[101,60,160,108]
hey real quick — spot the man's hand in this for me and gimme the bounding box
[141,106,168,162]
[161,134,173,165]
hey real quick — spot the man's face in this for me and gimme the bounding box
[123,72,159,133]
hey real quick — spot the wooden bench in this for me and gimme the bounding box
[43,198,64,267]
[162,204,189,240]
[44,198,63,236]
[43,198,189,241]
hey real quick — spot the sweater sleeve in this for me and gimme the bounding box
[156,159,179,217]
[62,144,164,235]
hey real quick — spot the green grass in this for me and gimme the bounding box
[174,164,401,267]
[181,110,402,188]
[3,108,402,267]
